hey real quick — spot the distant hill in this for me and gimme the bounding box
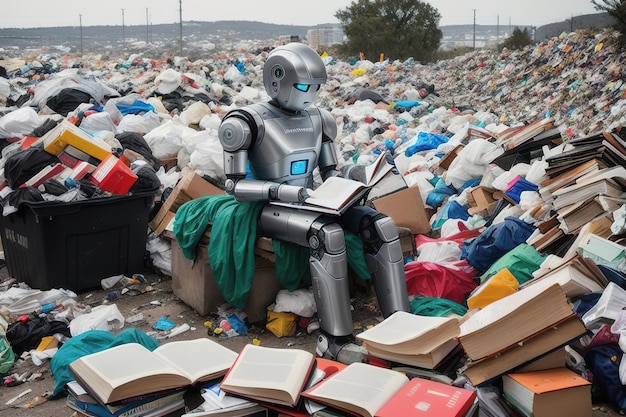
[0,12,614,57]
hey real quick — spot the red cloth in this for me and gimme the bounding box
[404,259,478,304]
[414,228,482,250]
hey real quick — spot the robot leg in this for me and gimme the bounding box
[259,206,365,363]
[308,219,367,364]
[341,206,410,318]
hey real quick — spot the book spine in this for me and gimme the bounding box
[117,392,186,417]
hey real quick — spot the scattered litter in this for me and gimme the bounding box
[126,313,144,323]
[152,316,176,331]
[5,388,32,405]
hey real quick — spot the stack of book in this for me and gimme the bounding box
[520,252,607,299]
[356,311,461,370]
[67,338,239,417]
[458,280,587,386]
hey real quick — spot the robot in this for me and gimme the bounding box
[218,42,410,363]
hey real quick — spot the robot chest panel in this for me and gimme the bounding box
[250,116,322,181]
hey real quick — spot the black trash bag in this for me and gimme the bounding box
[6,187,45,209]
[115,132,161,171]
[4,144,59,189]
[45,88,94,116]
[31,118,59,138]
[41,179,70,196]
[6,313,71,356]
[129,164,161,195]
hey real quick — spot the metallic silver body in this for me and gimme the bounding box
[218,43,409,338]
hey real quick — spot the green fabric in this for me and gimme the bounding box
[0,336,15,374]
[174,195,264,310]
[50,328,159,398]
[173,195,371,310]
[479,243,547,285]
[410,296,468,317]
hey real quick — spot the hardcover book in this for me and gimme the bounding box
[69,338,238,405]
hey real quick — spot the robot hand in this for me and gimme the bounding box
[341,164,367,184]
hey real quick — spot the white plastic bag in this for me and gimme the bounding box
[0,107,43,139]
[272,288,317,317]
[69,304,125,336]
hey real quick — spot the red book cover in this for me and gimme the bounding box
[374,377,476,417]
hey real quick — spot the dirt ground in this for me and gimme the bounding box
[0,262,622,417]
[0,262,386,417]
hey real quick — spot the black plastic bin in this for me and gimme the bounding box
[0,192,155,291]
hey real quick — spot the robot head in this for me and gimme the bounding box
[263,43,327,112]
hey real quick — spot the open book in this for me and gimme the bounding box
[271,176,370,215]
[300,362,476,417]
[271,153,396,215]
[356,311,461,369]
[69,338,238,405]
[219,344,315,408]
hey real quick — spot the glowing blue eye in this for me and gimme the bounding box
[294,83,310,92]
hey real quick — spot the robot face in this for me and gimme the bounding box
[263,43,327,112]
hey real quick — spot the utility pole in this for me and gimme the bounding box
[121,8,126,50]
[79,14,83,54]
[473,9,476,50]
[179,0,183,55]
[496,15,499,47]
[146,8,149,44]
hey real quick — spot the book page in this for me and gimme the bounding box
[305,176,369,211]
[154,338,238,383]
[356,311,459,354]
[221,345,314,402]
[303,363,408,417]
[70,343,191,403]
[365,153,394,186]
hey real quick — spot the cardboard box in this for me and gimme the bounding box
[149,166,225,235]
[170,240,281,323]
[372,186,431,235]
[467,186,498,215]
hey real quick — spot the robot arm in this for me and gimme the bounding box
[317,108,343,181]
[316,107,367,183]
[219,110,309,203]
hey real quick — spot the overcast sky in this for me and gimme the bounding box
[0,0,601,29]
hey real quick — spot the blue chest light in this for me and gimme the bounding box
[291,160,308,175]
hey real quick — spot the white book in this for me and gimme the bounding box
[219,344,315,408]
[356,311,460,355]
[69,338,238,405]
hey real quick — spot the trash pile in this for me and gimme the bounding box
[0,26,625,415]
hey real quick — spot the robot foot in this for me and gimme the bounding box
[315,333,367,365]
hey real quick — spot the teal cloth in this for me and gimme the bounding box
[479,243,547,284]
[50,328,159,398]
[173,195,371,310]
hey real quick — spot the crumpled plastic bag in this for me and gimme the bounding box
[272,288,317,318]
[69,304,125,336]
[143,119,194,159]
[0,107,43,139]
[445,139,504,189]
